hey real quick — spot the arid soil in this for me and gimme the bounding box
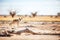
[0,35,60,40]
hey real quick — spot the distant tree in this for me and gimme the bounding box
[31,12,37,17]
[57,12,60,16]
[10,11,16,18]
[50,16,53,18]
[55,16,58,18]
[25,15,28,17]
[4,16,7,18]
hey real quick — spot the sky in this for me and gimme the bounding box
[0,0,60,15]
